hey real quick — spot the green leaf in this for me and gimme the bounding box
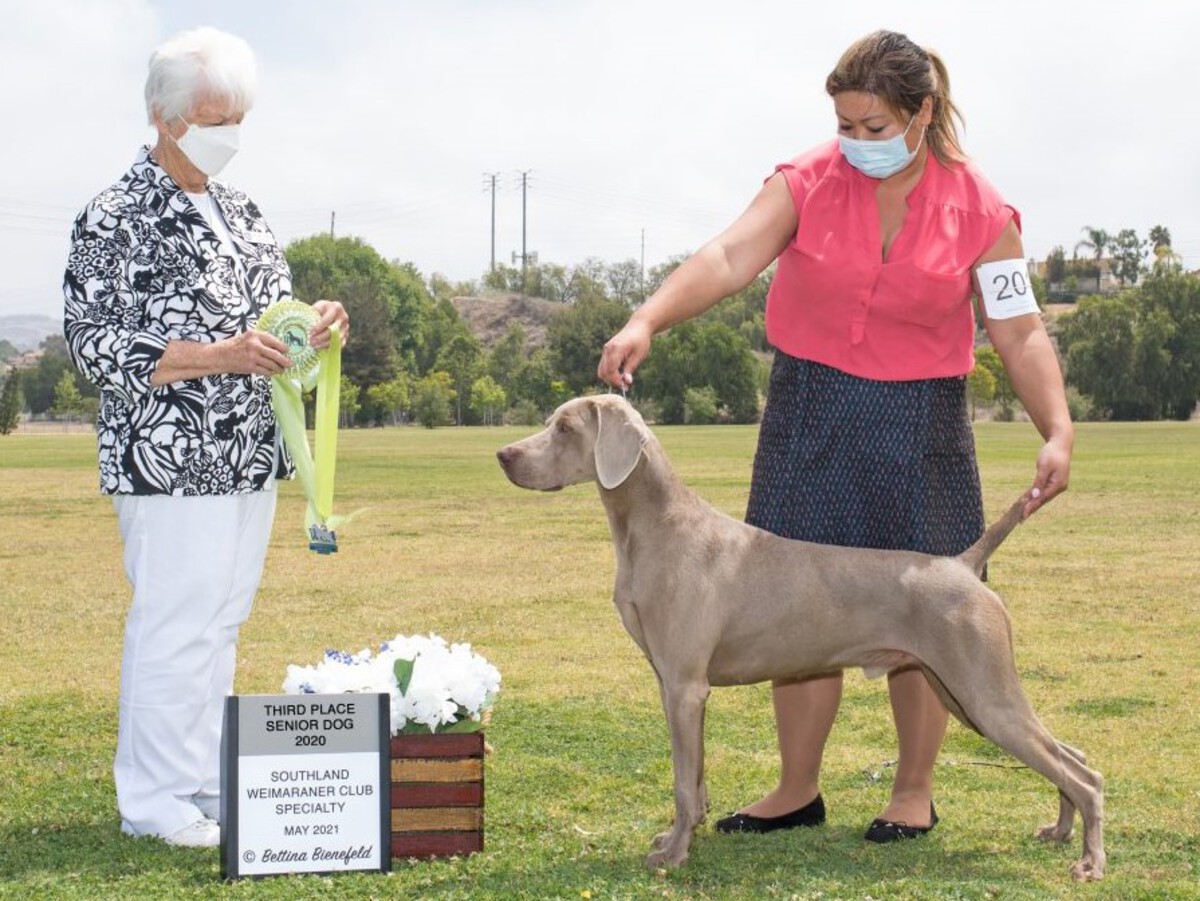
[440,717,484,734]
[393,657,415,696]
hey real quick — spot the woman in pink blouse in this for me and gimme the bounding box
[598,30,1072,843]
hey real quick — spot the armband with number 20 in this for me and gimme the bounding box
[977,259,1040,320]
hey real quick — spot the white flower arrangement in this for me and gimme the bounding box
[282,633,501,735]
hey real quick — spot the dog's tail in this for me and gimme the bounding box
[956,493,1030,578]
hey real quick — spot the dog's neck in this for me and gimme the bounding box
[597,437,692,554]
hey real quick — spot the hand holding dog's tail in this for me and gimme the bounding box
[957,493,1030,578]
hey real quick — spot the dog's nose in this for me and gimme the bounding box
[496,446,517,469]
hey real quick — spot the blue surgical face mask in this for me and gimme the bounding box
[838,114,924,179]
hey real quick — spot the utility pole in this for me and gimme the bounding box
[329,211,335,240]
[640,228,646,303]
[517,169,531,292]
[482,173,499,271]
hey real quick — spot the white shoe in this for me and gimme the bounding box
[164,818,220,848]
[194,794,220,822]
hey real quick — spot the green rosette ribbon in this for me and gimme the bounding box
[256,300,347,553]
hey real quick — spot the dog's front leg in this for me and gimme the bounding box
[646,678,709,870]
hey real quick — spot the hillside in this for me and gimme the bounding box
[0,314,59,351]
[449,293,561,351]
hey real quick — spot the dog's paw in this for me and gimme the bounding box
[645,845,688,870]
[646,829,691,869]
[1070,855,1105,881]
[1036,823,1073,844]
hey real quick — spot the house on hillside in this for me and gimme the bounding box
[1029,257,1123,298]
[0,346,44,378]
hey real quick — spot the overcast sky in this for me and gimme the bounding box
[2,0,1196,319]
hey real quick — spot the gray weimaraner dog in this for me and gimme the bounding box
[497,394,1105,881]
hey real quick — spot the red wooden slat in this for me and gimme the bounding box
[389,732,485,759]
[391,831,483,859]
[391,782,483,808]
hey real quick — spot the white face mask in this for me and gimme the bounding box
[173,116,241,177]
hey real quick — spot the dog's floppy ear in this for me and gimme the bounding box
[594,402,644,489]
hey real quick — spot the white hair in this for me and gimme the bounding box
[144,27,257,124]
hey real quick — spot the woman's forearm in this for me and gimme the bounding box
[993,323,1074,445]
[149,340,227,387]
[630,244,744,335]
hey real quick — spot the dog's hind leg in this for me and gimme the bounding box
[920,663,981,733]
[941,668,1105,881]
[1036,742,1089,844]
[921,660,1081,845]
[646,676,710,870]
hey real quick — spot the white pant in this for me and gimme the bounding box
[112,488,276,837]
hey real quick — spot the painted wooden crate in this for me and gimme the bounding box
[390,731,484,859]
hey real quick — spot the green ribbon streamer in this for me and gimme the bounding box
[258,301,349,551]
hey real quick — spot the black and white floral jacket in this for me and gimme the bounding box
[64,147,294,495]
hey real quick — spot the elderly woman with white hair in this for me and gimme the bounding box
[64,27,348,847]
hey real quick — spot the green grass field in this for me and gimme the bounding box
[1,419,1198,900]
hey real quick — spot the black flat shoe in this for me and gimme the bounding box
[864,802,939,843]
[715,794,826,834]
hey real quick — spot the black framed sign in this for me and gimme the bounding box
[220,693,391,879]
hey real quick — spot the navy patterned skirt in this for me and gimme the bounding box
[746,354,984,556]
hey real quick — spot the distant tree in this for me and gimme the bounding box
[546,296,632,395]
[604,258,644,307]
[435,333,484,424]
[966,362,996,420]
[486,324,527,394]
[25,335,98,415]
[482,263,522,294]
[495,258,609,305]
[1029,271,1047,309]
[364,375,410,425]
[1058,269,1200,420]
[974,346,1018,420]
[412,371,455,428]
[1109,228,1148,286]
[1075,226,1108,293]
[338,376,361,428]
[506,398,543,426]
[1067,257,1101,293]
[1137,269,1200,419]
[428,272,478,302]
[1148,224,1182,268]
[1044,246,1067,284]
[51,369,84,422]
[512,349,571,415]
[638,320,761,424]
[0,368,22,434]
[564,259,610,304]
[285,235,432,375]
[469,375,507,425]
[0,339,18,362]
[415,298,472,375]
[1148,225,1172,255]
[531,263,569,302]
[1058,295,1159,420]
[529,260,608,305]
[1074,226,1110,263]
[683,386,719,424]
[334,274,399,394]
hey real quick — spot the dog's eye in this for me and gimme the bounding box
[555,420,572,434]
